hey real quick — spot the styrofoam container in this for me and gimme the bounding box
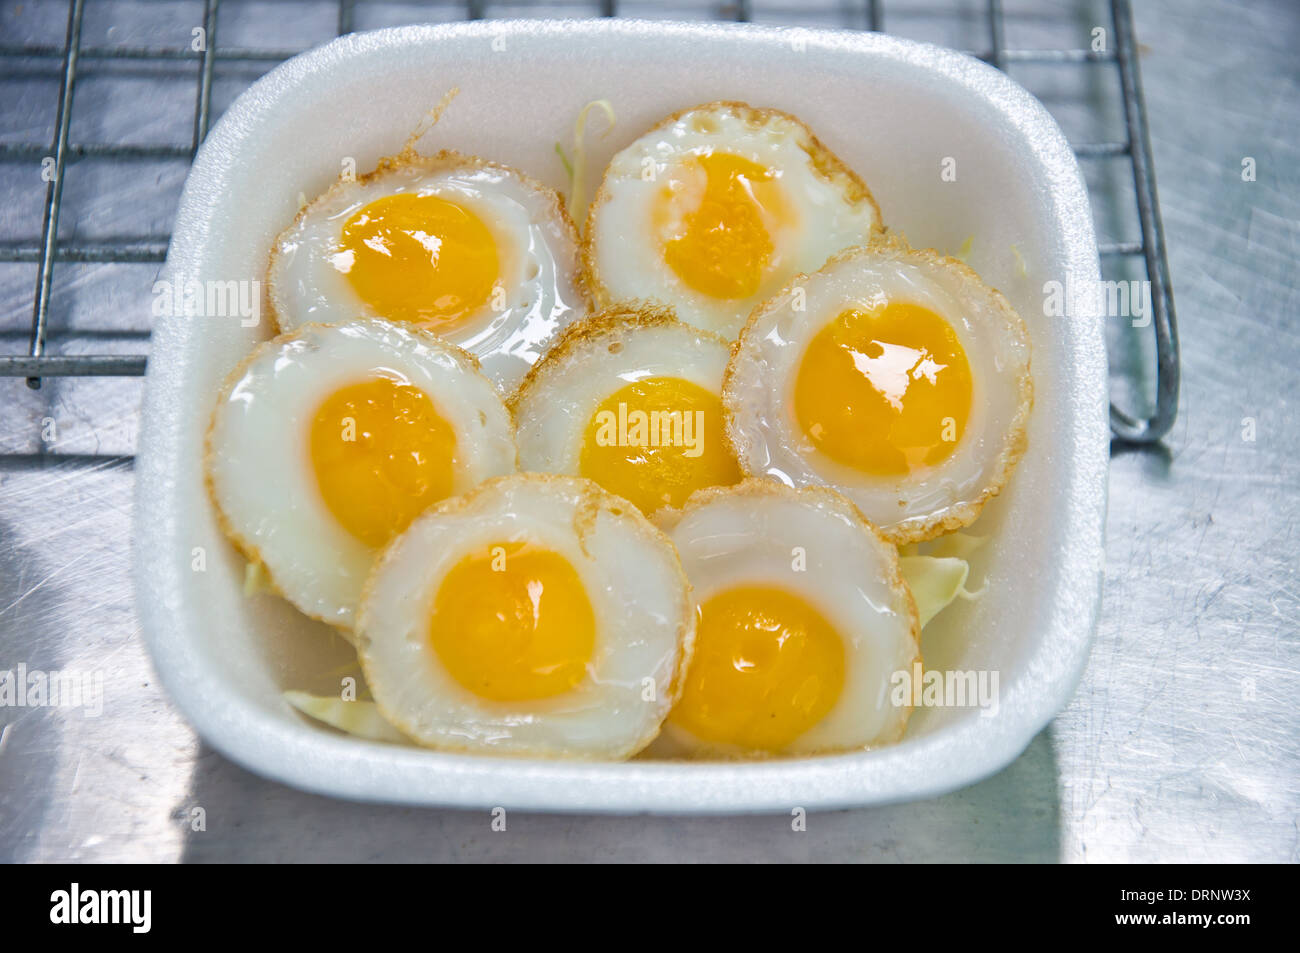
[134,19,1107,812]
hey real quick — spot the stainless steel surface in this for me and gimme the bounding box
[2,0,1297,861]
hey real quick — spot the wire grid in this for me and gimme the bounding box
[0,0,1179,443]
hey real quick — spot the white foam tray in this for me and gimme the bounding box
[134,19,1107,813]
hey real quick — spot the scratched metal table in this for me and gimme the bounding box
[1,0,1297,862]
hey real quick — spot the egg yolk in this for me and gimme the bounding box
[336,193,499,330]
[578,376,742,514]
[429,542,596,702]
[309,375,457,548]
[669,585,846,752]
[794,303,973,476]
[658,153,792,301]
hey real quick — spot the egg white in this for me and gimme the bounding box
[205,319,517,629]
[356,475,694,760]
[510,305,731,479]
[652,480,920,758]
[268,151,590,391]
[724,239,1033,544]
[585,101,882,339]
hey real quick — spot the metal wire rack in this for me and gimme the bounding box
[0,0,1179,443]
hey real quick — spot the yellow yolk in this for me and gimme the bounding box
[579,376,742,514]
[794,303,973,476]
[659,153,791,300]
[670,585,846,752]
[337,193,499,330]
[309,375,457,547]
[429,543,596,702]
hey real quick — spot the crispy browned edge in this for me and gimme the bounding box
[352,472,697,761]
[721,232,1035,546]
[505,300,731,419]
[580,100,887,311]
[265,149,593,335]
[201,319,516,630]
[651,477,922,760]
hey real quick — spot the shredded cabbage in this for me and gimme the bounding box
[1010,243,1028,278]
[898,532,987,626]
[899,556,974,627]
[284,690,408,744]
[558,99,616,228]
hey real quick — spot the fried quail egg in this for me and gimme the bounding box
[205,319,517,628]
[584,101,882,339]
[356,474,693,759]
[724,238,1032,544]
[652,480,919,758]
[510,305,742,516]
[268,151,590,390]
